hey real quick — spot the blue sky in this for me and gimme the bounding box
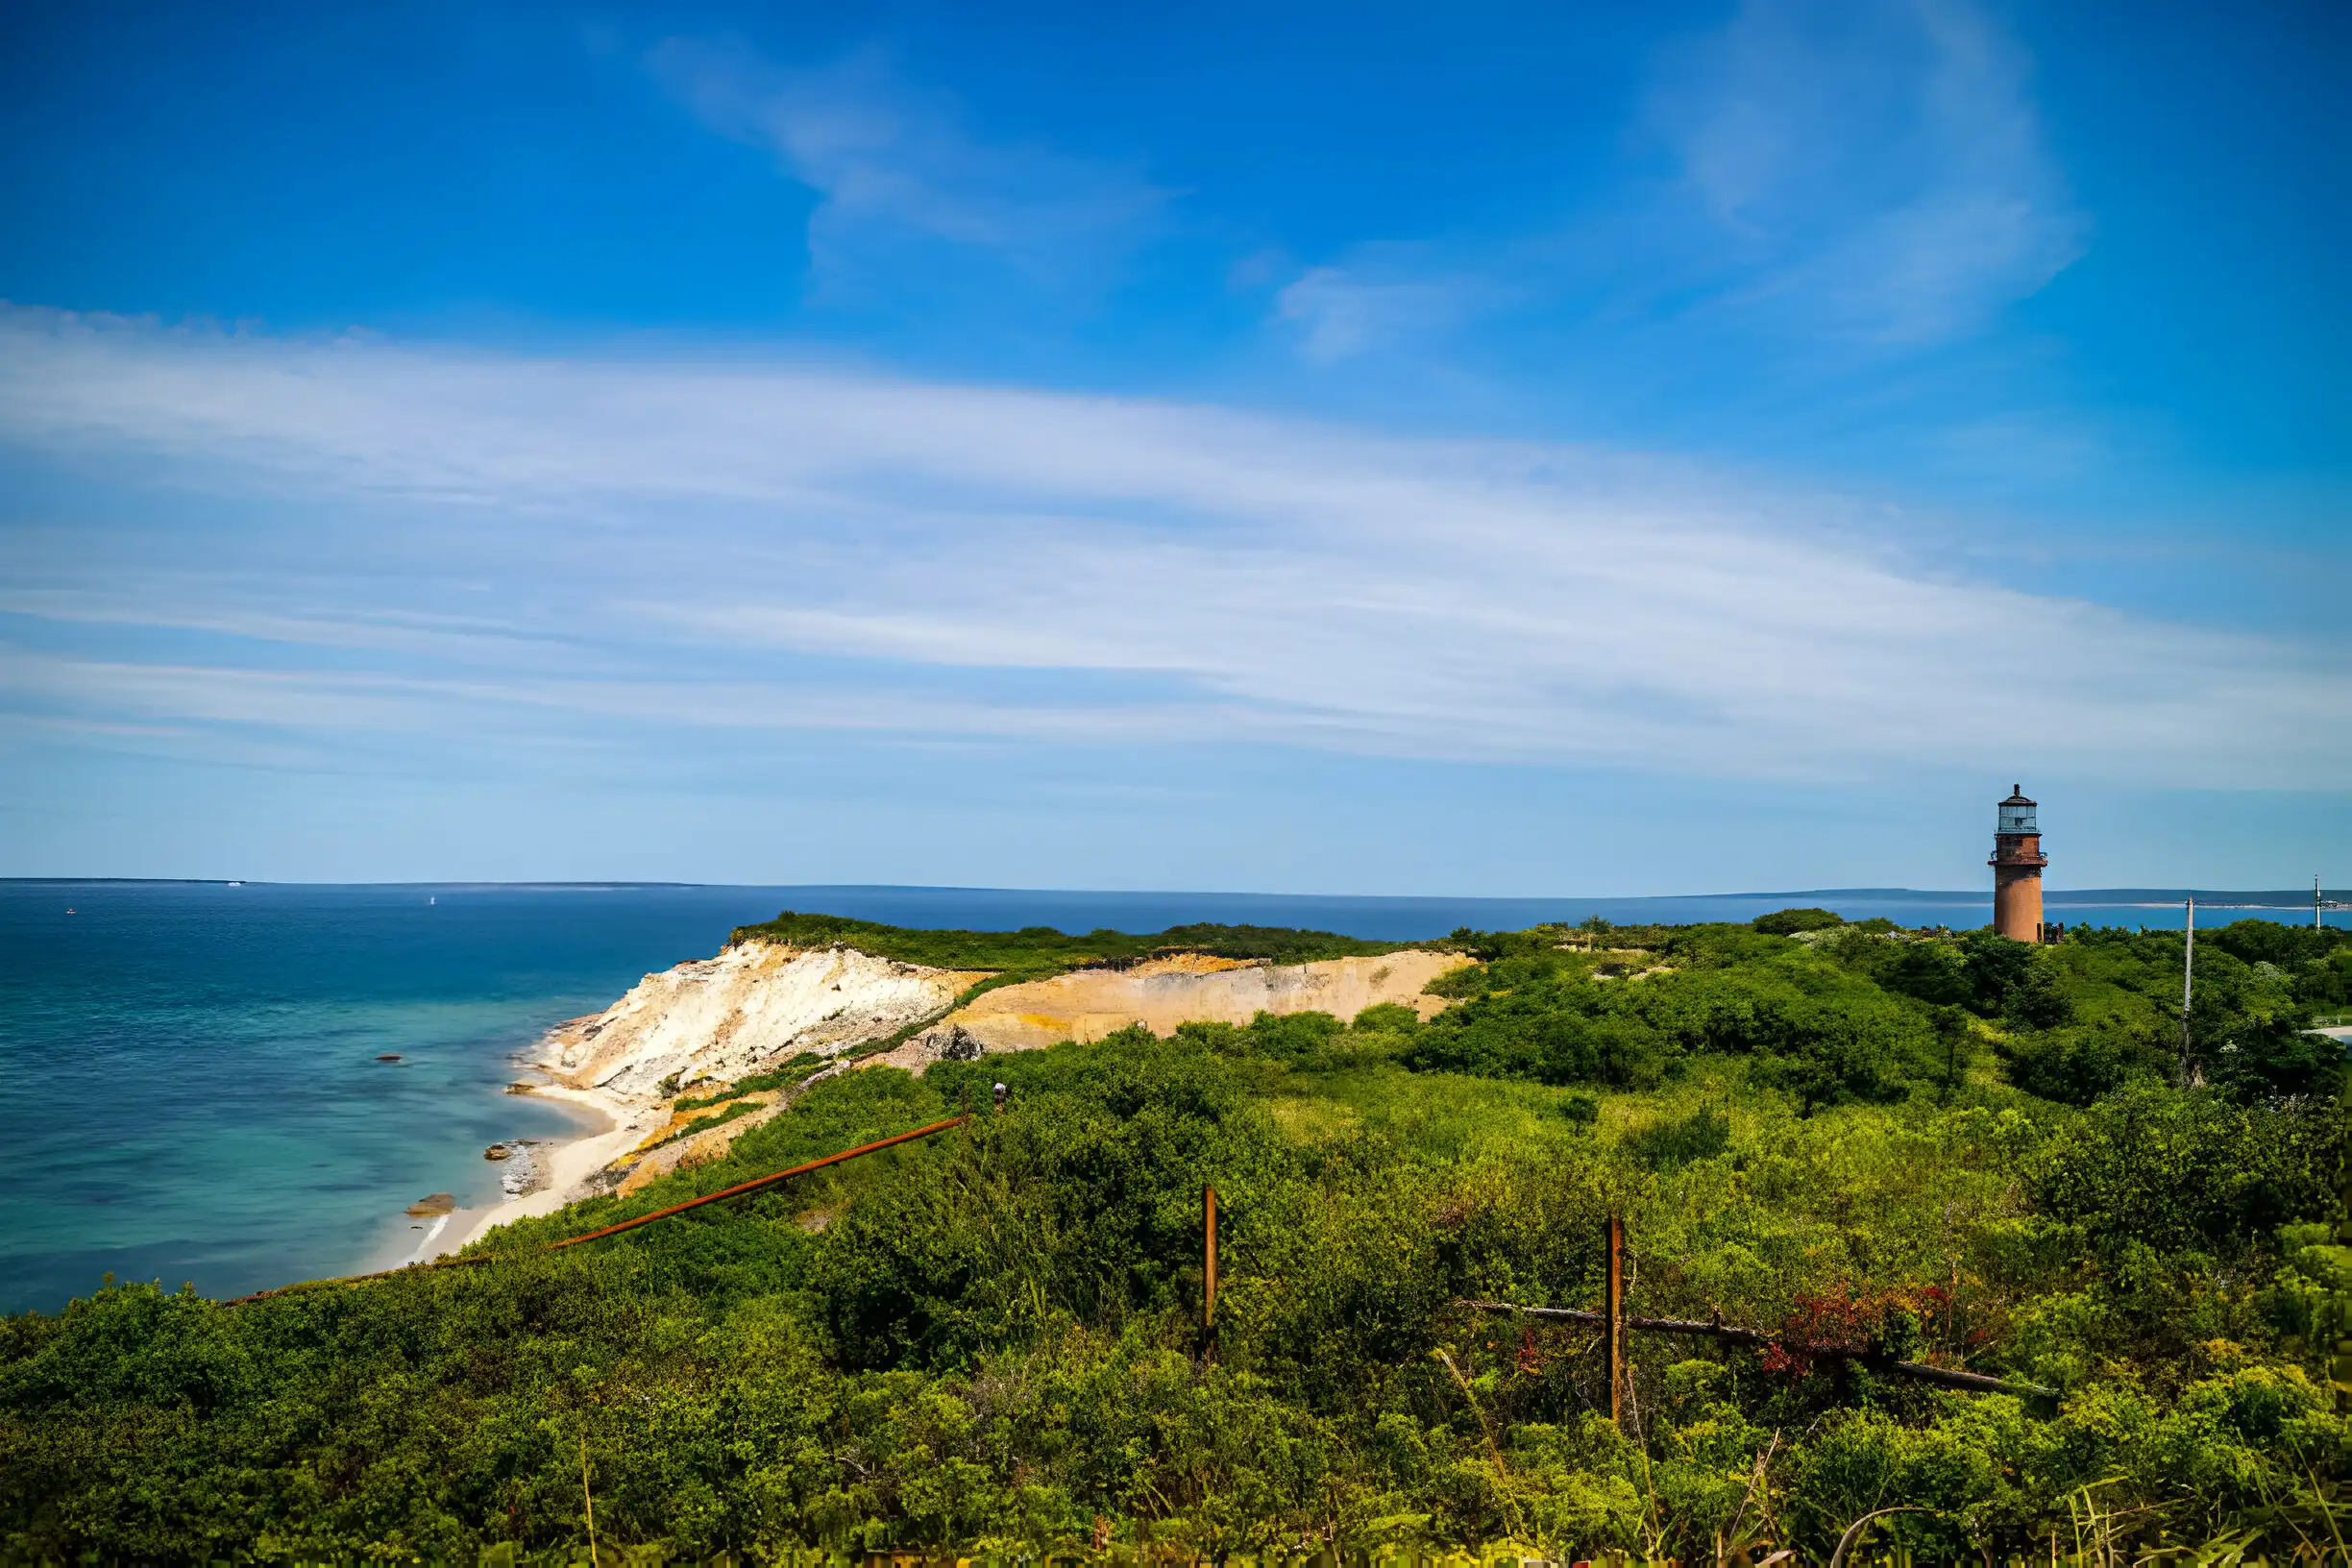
[1,0,2346,894]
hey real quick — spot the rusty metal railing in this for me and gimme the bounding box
[225,1115,968,1307]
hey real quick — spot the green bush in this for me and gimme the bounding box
[1753,907,1846,936]
[728,913,1413,973]
[2002,1024,2138,1106]
[1962,929,2038,1015]
[1882,939,1970,1006]
[2030,1082,2340,1260]
[1622,1103,1730,1168]
[2002,962,2075,1029]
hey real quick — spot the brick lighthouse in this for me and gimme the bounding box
[1990,785,2048,943]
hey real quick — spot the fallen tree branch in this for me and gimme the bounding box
[1458,1298,2055,1399]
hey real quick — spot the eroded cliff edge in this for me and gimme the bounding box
[541,940,992,1097]
[520,931,1468,1199]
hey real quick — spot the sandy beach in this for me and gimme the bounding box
[419,1080,655,1261]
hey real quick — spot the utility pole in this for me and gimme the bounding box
[2180,896,2196,1084]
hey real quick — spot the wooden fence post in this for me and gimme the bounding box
[1203,1185,1218,1356]
[1605,1213,1625,1428]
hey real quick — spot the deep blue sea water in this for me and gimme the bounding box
[4,879,2339,1313]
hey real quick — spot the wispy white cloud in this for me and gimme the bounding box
[1647,0,2087,345]
[1,307,2340,789]
[646,38,1169,301]
[1274,253,1498,363]
[1274,0,2086,364]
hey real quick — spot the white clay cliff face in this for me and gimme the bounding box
[896,950,1467,1061]
[541,941,977,1098]
[540,941,1472,1104]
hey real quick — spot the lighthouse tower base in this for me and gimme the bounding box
[1994,865,2043,943]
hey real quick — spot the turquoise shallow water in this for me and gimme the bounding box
[4,879,2337,1313]
[0,882,801,1313]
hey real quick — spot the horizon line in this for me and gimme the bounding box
[3,877,2340,907]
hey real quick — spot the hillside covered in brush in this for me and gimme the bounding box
[4,913,2349,1561]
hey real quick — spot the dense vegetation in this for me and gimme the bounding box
[5,915,2349,1562]
[728,913,1413,976]
[1411,914,2349,1111]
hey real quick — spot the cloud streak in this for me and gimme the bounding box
[647,38,1169,303]
[1274,250,1499,363]
[1647,0,2087,345]
[1276,0,2087,363]
[1,307,2340,790]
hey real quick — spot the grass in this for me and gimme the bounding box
[674,1053,828,1109]
[641,1096,767,1151]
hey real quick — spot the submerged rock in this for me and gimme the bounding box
[404,1192,455,1216]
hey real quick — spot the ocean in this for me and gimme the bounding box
[3,879,2339,1314]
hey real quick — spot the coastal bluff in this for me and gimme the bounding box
[880,948,1464,1068]
[541,940,989,1097]
[522,930,1466,1199]
[544,937,1466,1099]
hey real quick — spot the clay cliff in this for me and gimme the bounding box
[540,941,988,1098]
[870,949,1464,1070]
[548,941,1466,1098]
[532,934,1469,1192]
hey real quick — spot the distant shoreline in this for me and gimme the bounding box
[5,876,2340,905]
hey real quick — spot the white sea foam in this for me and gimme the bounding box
[406,1213,449,1264]
[497,1143,537,1198]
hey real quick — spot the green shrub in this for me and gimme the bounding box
[1961,929,2037,1014]
[2003,1025,2137,1105]
[2030,1082,2341,1260]
[2206,1012,2343,1100]
[1622,1103,1730,1168]
[1754,907,1846,936]
[728,913,1414,972]
[1405,992,1675,1088]
[1352,1002,1423,1034]
[674,1051,827,1108]
[1882,939,1971,1006]
[2003,963,2075,1030]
